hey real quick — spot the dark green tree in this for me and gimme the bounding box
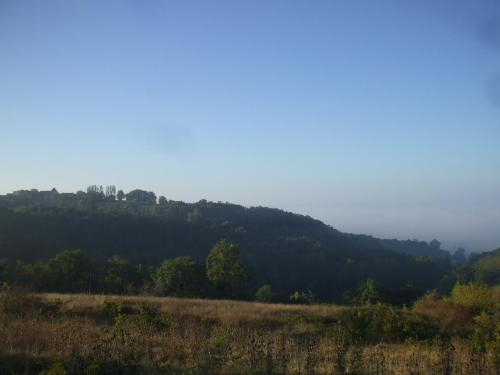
[206,240,251,297]
[345,278,382,305]
[105,255,142,294]
[430,239,441,250]
[14,260,53,291]
[126,189,156,204]
[116,190,125,201]
[452,248,467,265]
[47,250,93,293]
[152,256,206,297]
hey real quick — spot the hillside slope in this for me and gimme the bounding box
[0,188,450,300]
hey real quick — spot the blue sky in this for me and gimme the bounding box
[1,0,499,251]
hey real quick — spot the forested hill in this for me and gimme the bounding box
[0,187,451,301]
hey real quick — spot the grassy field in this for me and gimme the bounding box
[0,291,498,374]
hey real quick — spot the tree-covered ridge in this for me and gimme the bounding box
[0,187,452,301]
[0,186,448,255]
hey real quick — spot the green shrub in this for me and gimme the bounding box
[451,282,494,312]
[289,290,315,305]
[255,284,272,303]
[344,278,383,306]
[40,362,66,375]
[488,324,500,369]
[339,304,441,343]
[100,300,122,320]
[209,325,234,370]
[469,312,498,353]
[339,305,406,342]
[135,302,170,333]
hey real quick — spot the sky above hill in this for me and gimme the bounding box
[1,0,499,252]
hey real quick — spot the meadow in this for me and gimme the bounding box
[1,290,498,374]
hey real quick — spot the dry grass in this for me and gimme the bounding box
[0,292,498,374]
[44,293,347,324]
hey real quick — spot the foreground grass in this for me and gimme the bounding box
[0,292,498,374]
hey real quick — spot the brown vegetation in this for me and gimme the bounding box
[0,290,498,374]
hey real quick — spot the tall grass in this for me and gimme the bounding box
[0,291,498,374]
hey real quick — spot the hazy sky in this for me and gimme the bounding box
[1,1,499,252]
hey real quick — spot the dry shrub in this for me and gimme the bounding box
[413,292,473,336]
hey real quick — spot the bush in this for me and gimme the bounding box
[413,292,473,336]
[470,311,498,353]
[289,290,315,305]
[100,300,122,320]
[451,282,494,312]
[488,324,500,368]
[135,303,170,333]
[255,284,272,303]
[338,304,441,342]
[40,362,66,375]
[344,278,383,306]
[339,305,406,342]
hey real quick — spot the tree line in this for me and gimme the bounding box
[0,244,448,307]
[0,240,260,299]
